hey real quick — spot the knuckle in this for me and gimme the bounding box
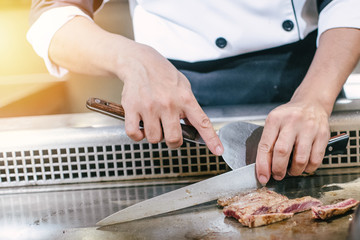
[318,127,330,140]
[142,101,154,113]
[274,143,291,157]
[294,154,308,167]
[181,90,195,105]
[258,142,272,154]
[158,97,174,110]
[287,110,302,123]
[265,112,280,125]
[199,116,212,129]
[305,119,316,129]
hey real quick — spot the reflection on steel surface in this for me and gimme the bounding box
[0,184,183,226]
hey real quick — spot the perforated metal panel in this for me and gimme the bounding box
[0,109,360,188]
[321,112,360,168]
[0,142,227,187]
[0,122,228,187]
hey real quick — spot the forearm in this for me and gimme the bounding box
[291,28,360,115]
[48,15,134,79]
[49,15,223,155]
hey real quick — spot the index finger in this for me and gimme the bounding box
[255,118,280,185]
[184,101,223,156]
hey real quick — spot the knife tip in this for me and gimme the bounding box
[96,220,106,226]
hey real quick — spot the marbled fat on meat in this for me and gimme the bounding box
[269,196,322,214]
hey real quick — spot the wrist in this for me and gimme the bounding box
[111,40,151,84]
[291,84,337,117]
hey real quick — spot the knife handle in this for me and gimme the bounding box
[325,133,349,156]
[86,97,200,143]
[86,97,126,121]
[287,133,349,170]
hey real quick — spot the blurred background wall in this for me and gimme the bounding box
[0,0,359,118]
[0,0,132,117]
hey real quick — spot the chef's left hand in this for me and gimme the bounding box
[255,28,360,186]
[255,98,330,185]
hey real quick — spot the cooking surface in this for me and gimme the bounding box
[1,167,360,240]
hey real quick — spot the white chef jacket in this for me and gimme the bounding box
[27,0,360,78]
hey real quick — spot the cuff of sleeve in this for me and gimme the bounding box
[26,6,94,78]
[317,0,360,45]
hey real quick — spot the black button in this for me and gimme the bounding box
[215,37,227,48]
[282,20,294,31]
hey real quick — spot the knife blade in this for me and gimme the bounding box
[218,121,350,169]
[97,163,259,226]
[96,133,348,226]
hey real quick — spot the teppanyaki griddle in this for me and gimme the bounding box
[3,167,356,240]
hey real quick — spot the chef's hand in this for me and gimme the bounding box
[255,99,330,185]
[255,27,360,185]
[119,43,224,156]
[48,16,223,155]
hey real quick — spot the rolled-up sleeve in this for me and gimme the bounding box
[317,0,360,45]
[27,0,105,77]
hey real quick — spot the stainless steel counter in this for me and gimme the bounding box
[1,167,360,240]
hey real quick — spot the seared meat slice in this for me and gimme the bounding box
[218,187,287,207]
[221,188,325,228]
[268,196,322,214]
[312,198,360,220]
[238,213,294,228]
[222,188,295,227]
[223,196,286,219]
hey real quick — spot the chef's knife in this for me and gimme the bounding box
[87,97,349,225]
[95,135,347,226]
[97,163,258,226]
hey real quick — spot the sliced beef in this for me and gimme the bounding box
[223,196,286,219]
[218,187,286,207]
[221,188,296,227]
[221,188,324,228]
[238,213,294,228]
[312,198,360,220]
[221,188,360,227]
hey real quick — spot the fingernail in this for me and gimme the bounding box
[215,145,224,156]
[258,175,268,186]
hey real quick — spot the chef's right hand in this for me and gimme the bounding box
[117,43,224,156]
